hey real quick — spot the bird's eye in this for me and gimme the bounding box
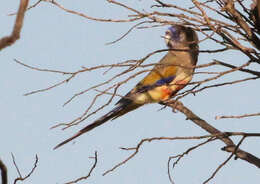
[165,30,170,35]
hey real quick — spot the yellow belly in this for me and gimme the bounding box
[148,86,172,102]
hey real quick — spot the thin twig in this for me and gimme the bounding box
[49,0,141,23]
[8,0,43,16]
[11,153,22,178]
[168,137,217,184]
[171,101,260,168]
[216,112,260,120]
[13,154,39,184]
[103,135,221,176]
[65,151,98,184]
[203,136,246,183]
[106,21,151,45]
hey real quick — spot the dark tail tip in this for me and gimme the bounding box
[53,103,129,150]
[53,132,81,150]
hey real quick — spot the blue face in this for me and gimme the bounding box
[168,26,180,41]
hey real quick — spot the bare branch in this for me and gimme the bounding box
[11,153,22,178]
[170,101,260,168]
[190,76,259,94]
[106,21,150,45]
[12,154,39,184]
[103,134,220,176]
[203,136,246,184]
[48,0,141,23]
[168,137,217,184]
[223,0,260,50]
[8,0,43,16]
[0,158,7,184]
[216,112,260,120]
[214,59,260,77]
[0,0,29,51]
[14,59,73,75]
[65,151,97,184]
[103,131,260,177]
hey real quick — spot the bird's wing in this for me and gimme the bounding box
[115,52,181,105]
[137,52,178,88]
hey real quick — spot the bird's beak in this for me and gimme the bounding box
[164,31,172,48]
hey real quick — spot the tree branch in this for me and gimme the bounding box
[0,0,29,51]
[216,112,260,120]
[169,101,260,168]
[13,154,39,184]
[64,151,97,184]
[0,158,7,184]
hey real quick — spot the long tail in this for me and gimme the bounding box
[54,99,139,149]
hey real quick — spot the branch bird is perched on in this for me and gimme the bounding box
[54,25,199,149]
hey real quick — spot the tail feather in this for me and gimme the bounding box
[54,100,138,149]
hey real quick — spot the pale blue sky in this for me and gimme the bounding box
[1,0,260,184]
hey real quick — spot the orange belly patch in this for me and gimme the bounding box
[148,77,191,102]
[161,86,172,100]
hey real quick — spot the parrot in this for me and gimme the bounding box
[54,25,199,149]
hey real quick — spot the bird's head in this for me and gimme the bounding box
[164,25,198,51]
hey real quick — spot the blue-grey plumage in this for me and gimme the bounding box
[54,25,199,149]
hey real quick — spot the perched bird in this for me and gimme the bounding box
[54,25,199,149]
